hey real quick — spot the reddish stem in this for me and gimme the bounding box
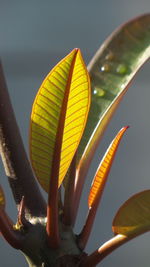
[77,207,97,250]
[63,153,77,226]
[82,234,128,267]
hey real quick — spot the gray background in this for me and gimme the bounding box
[0,0,150,266]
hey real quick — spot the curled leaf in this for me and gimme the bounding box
[30,49,91,192]
[112,190,150,237]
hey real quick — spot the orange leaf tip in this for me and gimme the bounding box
[88,126,129,209]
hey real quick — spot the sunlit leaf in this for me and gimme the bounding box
[112,190,150,237]
[88,126,128,208]
[78,13,150,168]
[74,15,150,217]
[30,49,90,192]
[0,185,5,209]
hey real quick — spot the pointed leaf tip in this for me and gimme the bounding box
[30,49,91,192]
[88,126,128,209]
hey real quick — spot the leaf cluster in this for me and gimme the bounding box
[0,14,149,266]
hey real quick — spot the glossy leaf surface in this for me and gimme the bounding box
[78,14,150,164]
[73,15,150,219]
[30,49,90,192]
[112,190,150,237]
[88,127,128,208]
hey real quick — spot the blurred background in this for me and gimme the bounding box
[0,0,150,266]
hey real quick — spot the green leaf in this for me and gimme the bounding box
[112,190,150,237]
[78,14,150,162]
[73,14,150,225]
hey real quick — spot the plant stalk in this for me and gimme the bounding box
[0,62,46,217]
[82,234,128,266]
[63,153,77,226]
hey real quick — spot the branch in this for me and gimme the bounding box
[58,188,63,213]
[63,153,77,226]
[82,234,128,267]
[46,187,60,248]
[0,208,23,249]
[0,61,46,216]
[77,207,97,250]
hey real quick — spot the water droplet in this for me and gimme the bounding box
[121,84,125,89]
[101,63,110,72]
[93,88,105,97]
[105,51,114,61]
[116,64,128,75]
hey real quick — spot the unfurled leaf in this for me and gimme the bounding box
[88,126,128,208]
[112,190,150,237]
[0,185,5,209]
[78,14,150,169]
[30,49,91,192]
[74,15,150,219]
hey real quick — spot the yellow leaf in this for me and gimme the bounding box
[112,190,150,237]
[0,185,5,209]
[30,49,91,192]
[88,126,128,208]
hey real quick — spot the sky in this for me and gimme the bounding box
[0,1,150,266]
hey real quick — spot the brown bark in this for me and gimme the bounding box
[0,61,46,216]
